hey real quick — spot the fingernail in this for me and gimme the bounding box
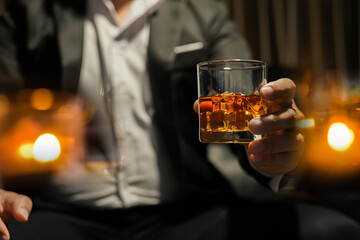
[19,207,29,221]
[250,141,265,155]
[261,86,274,98]
[1,235,9,240]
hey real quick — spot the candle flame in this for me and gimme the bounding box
[33,133,61,162]
[327,122,354,151]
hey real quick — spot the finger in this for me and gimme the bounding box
[10,195,32,222]
[249,108,300,134]
[260,78,296,102]
[292,102,304,119]
[0,218,10,240]
[193,100,199,113]
[266,99,293,114]
[2,191,32,222]
[250,151,300,175]
[248,131,305,156]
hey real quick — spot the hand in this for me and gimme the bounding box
[248,78,305,176]
[0,189,32,239]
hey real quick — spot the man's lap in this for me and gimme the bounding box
[8,198,360,240]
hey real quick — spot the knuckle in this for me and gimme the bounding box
[297,110,305,120]
[18,194,31,205]
[266,114,277,125]
[283,79,296,99]
[292,105,305,120]
[296,132,305,146]
[285,78,296,86]
[281,131,304,151]
[288,79,296,90]
[280,78,296,90]
[10,193,27,206]
[287,108,297,120]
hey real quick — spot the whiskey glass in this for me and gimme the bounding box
[197,59,267,143]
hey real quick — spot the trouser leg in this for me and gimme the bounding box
[297,203,360,240]
[7,198,360,240]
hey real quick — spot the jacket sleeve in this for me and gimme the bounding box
[193,0,252,60]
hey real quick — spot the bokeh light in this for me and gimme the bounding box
[31,88,54,111]
[18,143,34,159]
[0,94,9,118]
[327,122,354,151]
[296,118,315,129]
[33,133,61,162]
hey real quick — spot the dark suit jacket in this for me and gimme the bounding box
[0,0,270,200]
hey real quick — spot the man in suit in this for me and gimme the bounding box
[0,0,360,239]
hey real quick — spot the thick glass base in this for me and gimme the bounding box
[199,131,262,143]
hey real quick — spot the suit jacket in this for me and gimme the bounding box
[0,0,270,200]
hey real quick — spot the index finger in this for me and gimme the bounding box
[2,191,32,222]
[261,78,296,102]
[193,100,199,114]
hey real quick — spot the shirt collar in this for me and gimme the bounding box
[100,0,163,34]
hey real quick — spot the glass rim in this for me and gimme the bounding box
[197,59,266,70]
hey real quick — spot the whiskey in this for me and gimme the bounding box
[199,92,267,143]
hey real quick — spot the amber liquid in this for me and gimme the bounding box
[199,92,267,143]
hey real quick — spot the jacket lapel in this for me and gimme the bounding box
[53,0,86,93]
[148,0,183,70]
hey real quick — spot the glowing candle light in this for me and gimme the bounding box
[18,143,34,159]
[33,133,61,162]
[31,88,54,111]
[327,122,354,151]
